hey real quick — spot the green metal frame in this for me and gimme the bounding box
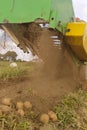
[0,0,75,33]
[50,0,75,33]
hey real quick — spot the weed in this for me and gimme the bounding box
[54,90,87,129]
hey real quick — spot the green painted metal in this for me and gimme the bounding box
[50,0,75,33]
[0,0,75,33]
[0,0,51,23]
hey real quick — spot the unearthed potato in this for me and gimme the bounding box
[16,102,23,109]
[48,111,57,122]
[40,114,49,124]
[1,105,11,113]
[17,109,25,116]
[2,98,11,106]
[24,101,32,109]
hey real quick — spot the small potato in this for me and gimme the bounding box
[24,101,32,109]
[16,102,23,109]
[40,114,49,124]
[48,111,57,122]
[2,98,11,106]
[1,105,11,113]
[17,109,25,116]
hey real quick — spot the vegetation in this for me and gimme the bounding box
[0,61,35,80]
[0,51,17,61]
[0,105,37,130]
[54,89,87,130]
[0,61,87,130]
[0,90,87,130]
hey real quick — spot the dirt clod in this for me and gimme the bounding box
[0,105,11,113]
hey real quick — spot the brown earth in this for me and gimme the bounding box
[0,27,80,114]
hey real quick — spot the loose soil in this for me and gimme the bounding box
[0,27,80,114]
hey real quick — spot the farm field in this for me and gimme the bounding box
[0,61,87,130]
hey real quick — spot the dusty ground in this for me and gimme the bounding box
[0,26,80,114]
[0,71,78,113]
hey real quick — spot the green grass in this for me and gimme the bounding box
[0,61,36,80]
[54,89,87,130]
[0,61,87,130]
[0,88,86,130]
[0,112,34,130]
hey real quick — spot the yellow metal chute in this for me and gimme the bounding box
[65,22,87,61]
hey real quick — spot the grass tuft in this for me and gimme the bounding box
[0,61,35,80]
[54,90,87,129]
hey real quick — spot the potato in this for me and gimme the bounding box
[17,109,25,116]
[48,111,57,122]
[2,98,11,106]
[24,101,32,109]
[16,102,23,109]
[40,114,49,124]
[0,105,11,113]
